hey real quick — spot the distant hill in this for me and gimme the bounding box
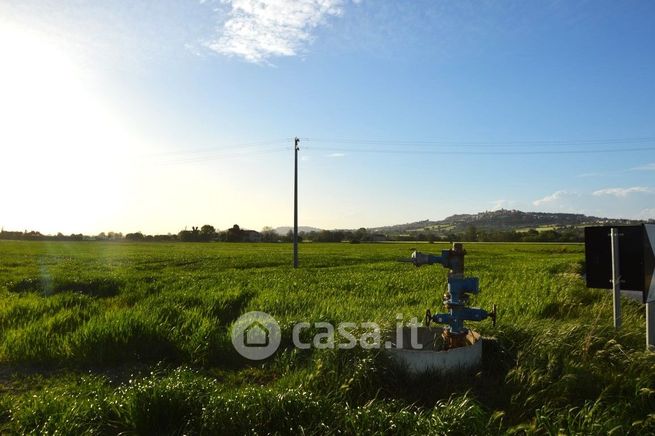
[272,209,650,238]
[370,209,646,235]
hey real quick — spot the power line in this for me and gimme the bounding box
[129,135,655,166]
[305,145,655,156]
[302,136,655,148]
[306,146,655,155]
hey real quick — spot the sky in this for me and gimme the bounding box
[0,0,654,235]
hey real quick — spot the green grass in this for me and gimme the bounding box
[0,240,653,434]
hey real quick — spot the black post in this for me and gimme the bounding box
[293,137,300,268]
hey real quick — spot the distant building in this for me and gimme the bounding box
[243,230,262,242]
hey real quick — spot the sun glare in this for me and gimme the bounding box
[0,22,226,234]
[0,23,130,233]
[1,24,88,152]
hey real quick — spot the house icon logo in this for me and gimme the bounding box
[231,311,281,360]
[244,321,270,347]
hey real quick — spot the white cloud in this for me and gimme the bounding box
[533,190,568,206]
[206,0,349,63]
[632,162,655,171]
[327,152,345,157]
[592,187,653,197]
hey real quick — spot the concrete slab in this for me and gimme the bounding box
[387,326,482,375]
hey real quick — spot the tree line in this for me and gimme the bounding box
[298,225,583,243]
[393,225,584,243]
[0,224,584,243]
[0,225,287,243]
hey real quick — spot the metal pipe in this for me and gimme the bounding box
[611,227,621,329]
[647,300,655,350]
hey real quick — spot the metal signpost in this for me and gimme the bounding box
[610,228,621,329]
[585,224,655,350]
[649,296,655,350]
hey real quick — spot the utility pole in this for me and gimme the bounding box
[293,137,300,268]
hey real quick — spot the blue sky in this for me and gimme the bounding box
[1,0,654,234]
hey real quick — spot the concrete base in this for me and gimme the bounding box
[387,326,482,375]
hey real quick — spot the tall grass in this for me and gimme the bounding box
[0,240,653,433]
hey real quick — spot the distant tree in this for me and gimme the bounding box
[201,224,215,234]
[353,227,368,242]
[261,226,278,242]
[153,233,177,242]
[283,229,304,243]
[200,224,216,242]
[464,225,478,242]
[125,232,145,241]
[226,224,244,242]
[107,231,123,240]
[178,230,194,242]
[317,230,333,242]
[522,229,539,242]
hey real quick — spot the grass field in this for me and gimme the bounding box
[0,240,653,434]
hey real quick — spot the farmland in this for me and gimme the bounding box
[0,240,653,434]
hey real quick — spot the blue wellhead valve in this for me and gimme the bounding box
[400,242,497,348]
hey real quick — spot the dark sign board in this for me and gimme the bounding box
[646,224,655,303]
[584,224,655,303]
